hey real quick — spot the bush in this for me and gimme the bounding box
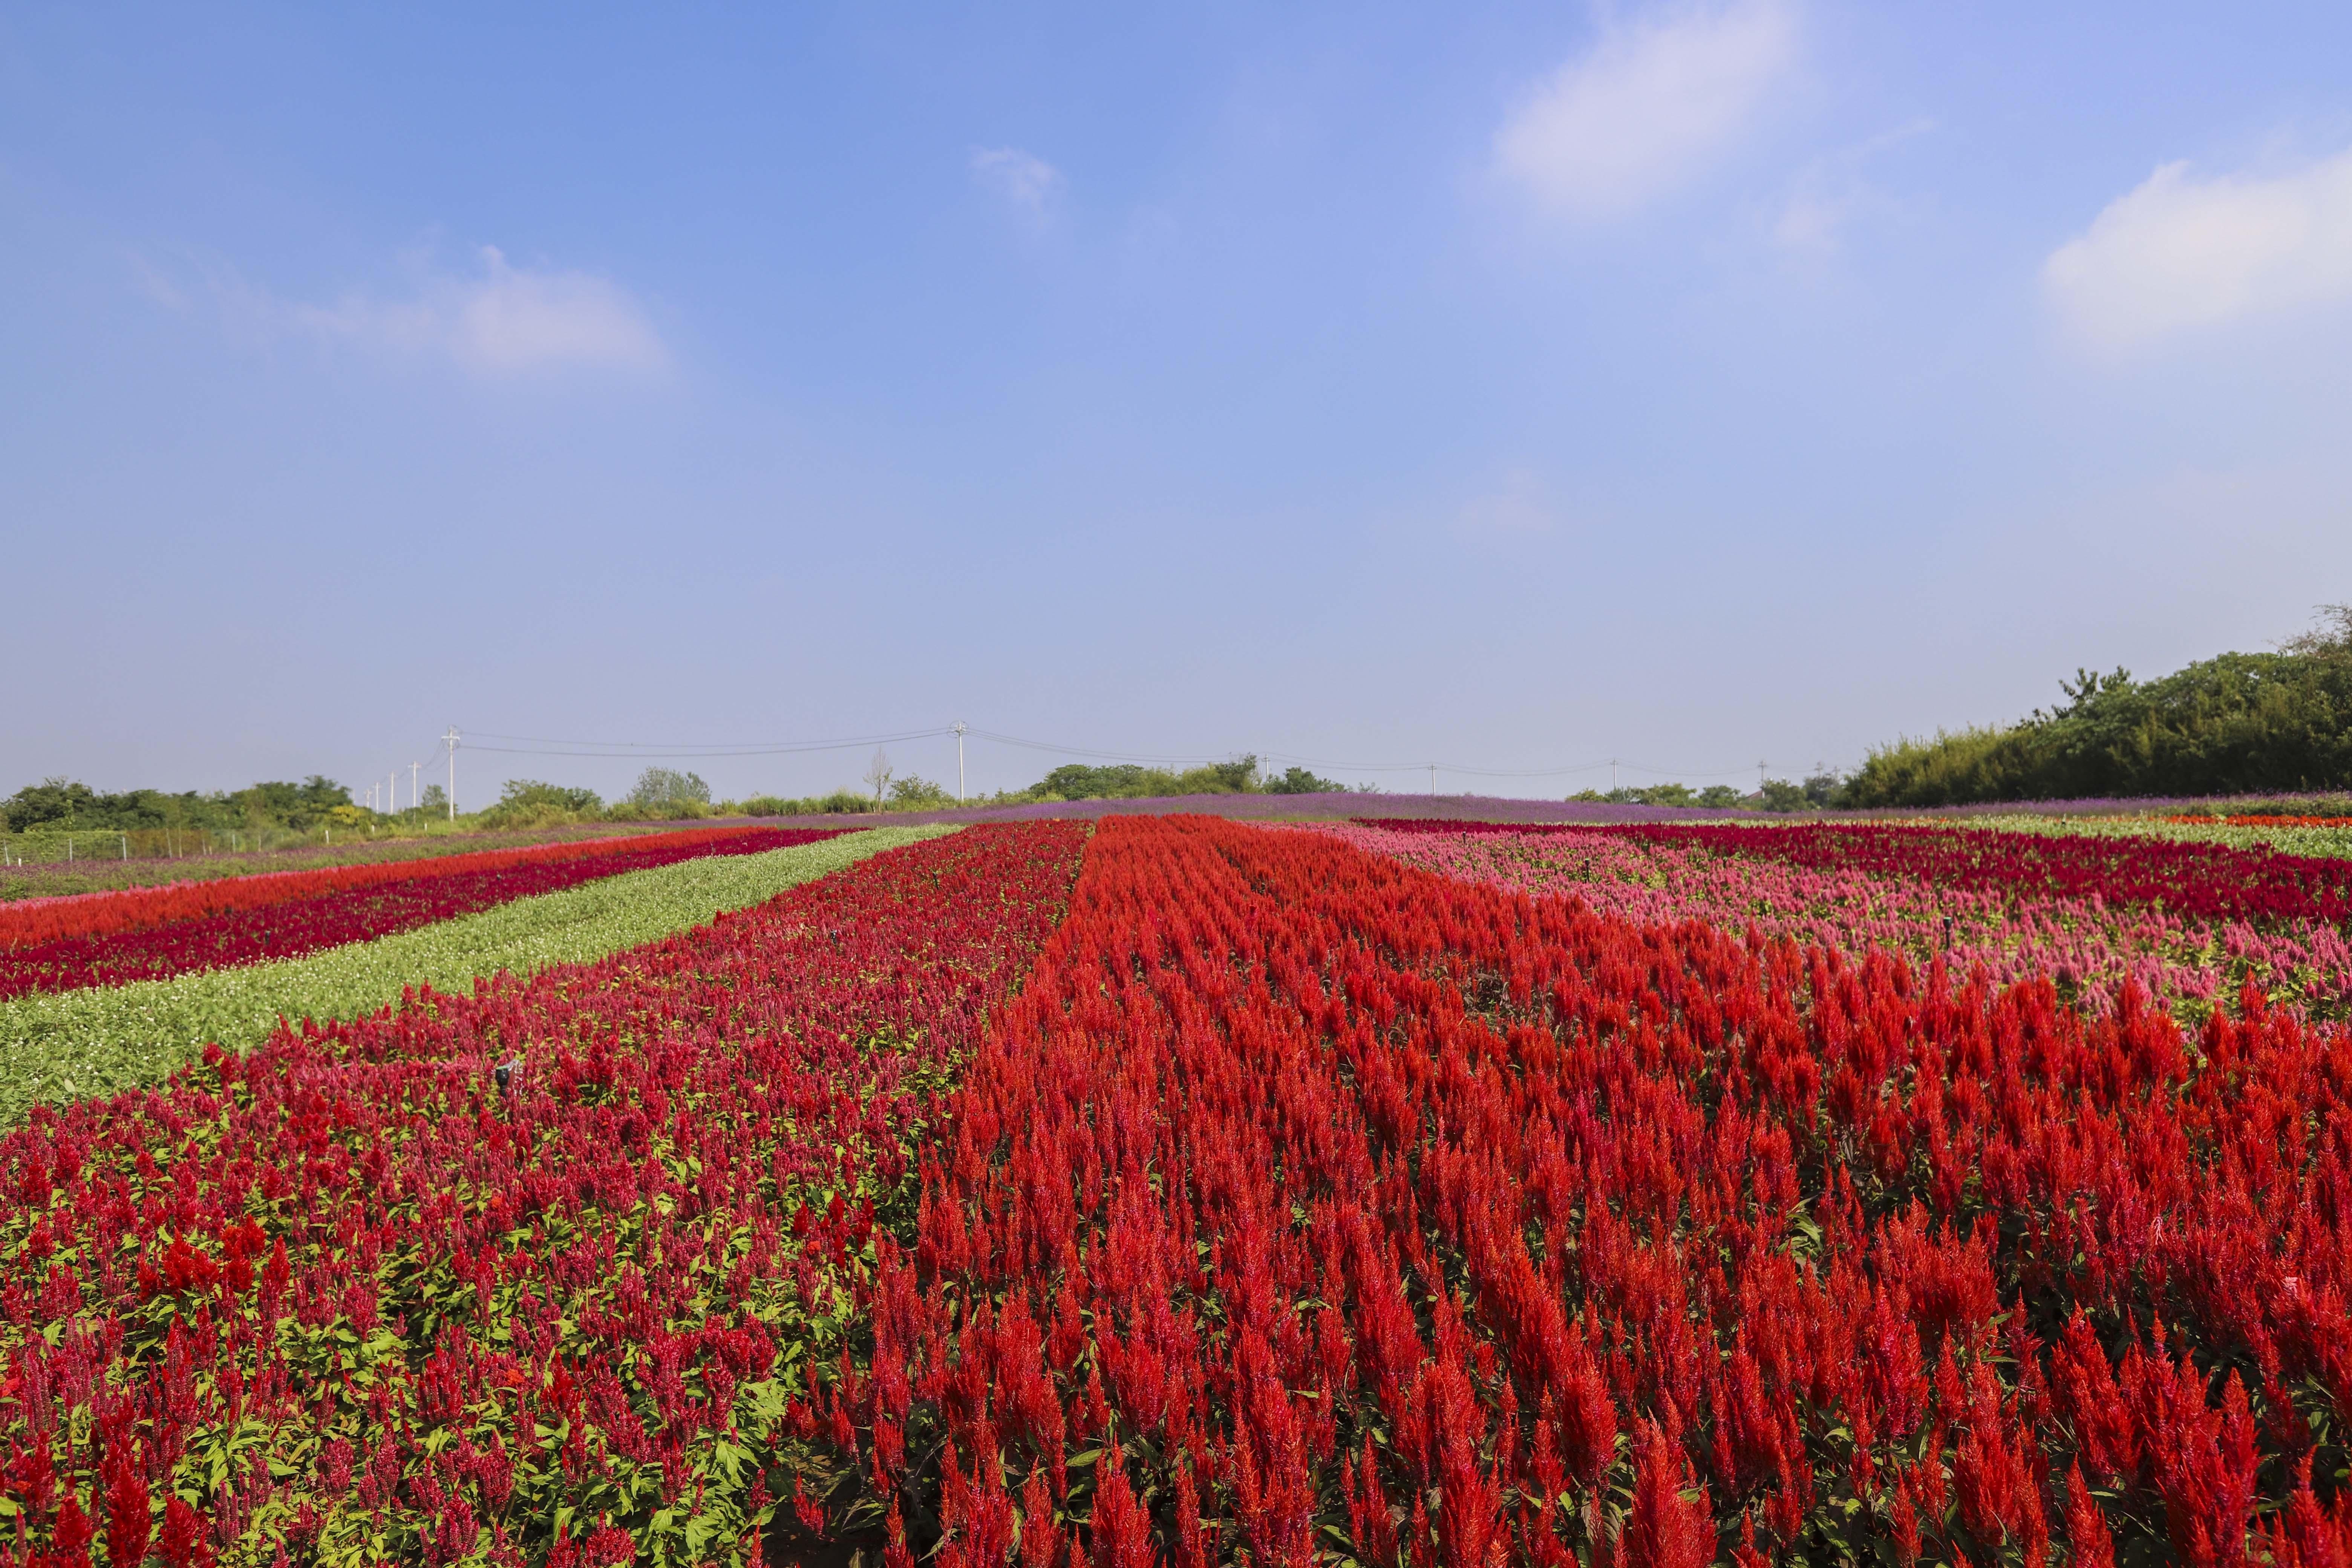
[628,767,712,808]
[1267,766,1344,795]
[740,791,876,818]
[889,775,957,809]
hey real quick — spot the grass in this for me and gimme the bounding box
[0,824,952,1126]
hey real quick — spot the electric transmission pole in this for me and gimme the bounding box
[411,761,420,811]
[443,727,461,819]
[952,721,968,804]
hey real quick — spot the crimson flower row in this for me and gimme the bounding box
[0,822,1086,1567]
[0,828,836,1000]
[816,816,2352,1568]
[0,827,787,950]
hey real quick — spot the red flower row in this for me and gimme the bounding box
[818,815,2352,1567]
[0,826,801,949]
[0,827,836,1000]
[1359,816,2352,927]
[0,822,1087,1564]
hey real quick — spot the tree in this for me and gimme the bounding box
[888,775,954,808]
[628,768,711,807]
[1267,766,1344,795]
[864,749,894,805]
[498,779,603,813]
[1842,604,2352,805]
[3,778,99,831]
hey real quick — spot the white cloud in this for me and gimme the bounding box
[1772,118,1931,257]
[1495,0,1798,220]
[2045,148,2352,349]
[969,147,1064,213]
[289,247,667,374]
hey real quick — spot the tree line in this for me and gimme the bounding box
[2,776,364,835]
[1836,606,2352,807]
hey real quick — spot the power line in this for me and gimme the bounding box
[452,722,1767,786]
[461,727,951,760]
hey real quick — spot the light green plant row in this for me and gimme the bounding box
[0,825,955,1127]
[1947,812,2352,862]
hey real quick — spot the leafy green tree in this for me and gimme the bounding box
[1267,766,1344,795]
[628,767,712,807]
[1028,755,1262,801]
[498,780,604,813]
[888,775,956,808]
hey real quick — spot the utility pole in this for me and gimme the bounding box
[1758,760,1768,795]
[411,761,420,811]
[1429,762,1437,796]
[952,720,968,804]
[443,727,461,819]
[1611,759,1618,792]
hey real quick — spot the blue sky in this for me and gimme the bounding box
[7,2,2352,804]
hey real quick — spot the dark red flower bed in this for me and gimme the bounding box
[0,828,796,948]
[1357,816,2352,928]
[0,827,837,1000]
[816,815,2352,1566]
[0,822,1086,1565]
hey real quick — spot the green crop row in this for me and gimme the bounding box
[1955,812,2352,862]
[0,824,953,1127]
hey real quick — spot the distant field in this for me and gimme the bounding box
[0,819,691,901]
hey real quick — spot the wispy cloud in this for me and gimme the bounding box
[146,245,668,376]
[1496,0,1799,221]
[1772,118,1932,257]
[293,247,666,373]
[2044,147,2352,349]
[969,146,1064,213]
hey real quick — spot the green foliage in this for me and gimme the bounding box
[0,826,950,1126]
[1568,782,1750,809]
[740,790,876,817]
[629,767,712,808]
[2,774,354,832]
[498,778,604,813]
[887,774,956,808]
[1030,754,1261,800]
[1266,765,1344,795]
[1846,608,2352,805]
[1755,774,1847,812]
[476,778,606,830]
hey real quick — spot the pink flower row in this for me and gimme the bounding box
[1317,822,2352,1018]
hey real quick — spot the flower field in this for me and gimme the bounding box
[5,808,2351,1565]
[0,828,949,1129]
[1336,819,2352,1022]
[0,822,1083,1565]
[0,828,829,1000]
[753,815,2351,1568]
